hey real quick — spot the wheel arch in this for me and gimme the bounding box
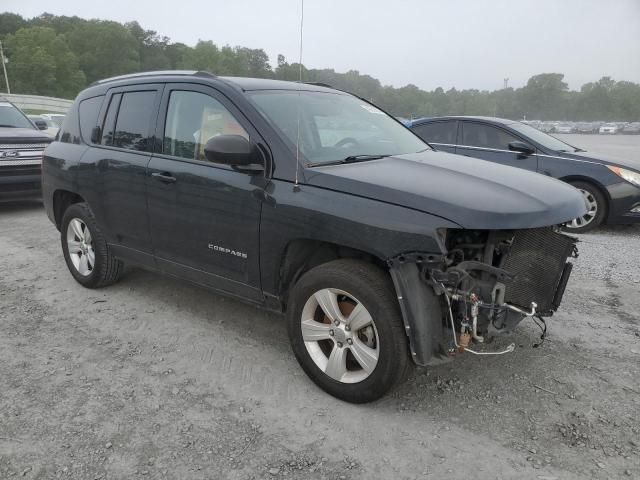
[53,190,86,231]
[559,175,611,215]
[278,239,387,308]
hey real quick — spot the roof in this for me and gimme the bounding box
[409,116,518,126]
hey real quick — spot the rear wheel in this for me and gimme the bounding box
[564,181,607,233]
[61,203,123,288]
[286,259,411,403]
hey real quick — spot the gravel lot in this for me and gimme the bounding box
[1,136,639,479]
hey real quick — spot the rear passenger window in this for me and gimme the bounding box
[78,96,104,143]
[163,90,248,161]
[101,94,121,146]
[112,91,157,151]
[412,121,457,144]
[461,123,520,150]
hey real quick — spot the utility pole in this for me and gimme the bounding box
[503,78,509,90]
[0,40,10,94]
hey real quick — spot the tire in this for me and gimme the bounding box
[563,181,607,233]
[61,202,123,288]
[286,259,411,403]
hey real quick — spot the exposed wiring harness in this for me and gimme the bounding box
[441,283,516,356]
[532,315,547,348]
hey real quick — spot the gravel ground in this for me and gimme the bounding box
[1,200,639,480]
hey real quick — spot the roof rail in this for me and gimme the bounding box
[303,81,334,89]
[89,70,216,87]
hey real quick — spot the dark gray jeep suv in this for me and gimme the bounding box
[42,71,586,402]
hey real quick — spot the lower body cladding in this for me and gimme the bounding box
[389,227,578,366]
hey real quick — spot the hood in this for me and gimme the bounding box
[304,150,587,230]
[554,150,640,173]
[0,127,52,143]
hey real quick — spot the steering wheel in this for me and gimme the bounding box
[334,137,360,148]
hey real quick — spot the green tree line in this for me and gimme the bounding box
[1,12,639,121]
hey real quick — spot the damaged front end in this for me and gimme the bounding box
[389,227,578,365]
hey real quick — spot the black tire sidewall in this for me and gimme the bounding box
[287,260,409,403]
[566,181,607,233]
[61,203,104,287]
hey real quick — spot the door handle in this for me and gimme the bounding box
[151,172,177,183]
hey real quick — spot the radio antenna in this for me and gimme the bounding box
[294,0,304,191]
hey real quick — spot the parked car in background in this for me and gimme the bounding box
[599,123,620,134]
[622,122,640,134]
[408,116,640,232]
[0,98,53,201]
[539,121,557,133]
[576,122,597,134]
[555,122,575,134]
[27,115,59,137]
[41,113,66,127]
[41,71,587,402]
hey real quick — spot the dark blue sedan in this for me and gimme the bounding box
[407,116,640,232]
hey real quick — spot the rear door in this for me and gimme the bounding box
[78,84,162,267]
[410,120,458,154]
[146,83,265,301]
[457,121,538,171]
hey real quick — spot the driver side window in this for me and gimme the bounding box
[163,90,248,162]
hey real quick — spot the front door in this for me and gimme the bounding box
[146,84,265,301]
[457,121,538,172]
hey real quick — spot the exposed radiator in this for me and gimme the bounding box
[502,228,577,315]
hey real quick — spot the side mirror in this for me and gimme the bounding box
[34,119,48,130]
[204,135,263,172]
[508,141,535,156]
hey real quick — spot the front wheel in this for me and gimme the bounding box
[286,259,411,403]
[564,181,607,233]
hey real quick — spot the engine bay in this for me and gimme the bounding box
[427,227,578,355]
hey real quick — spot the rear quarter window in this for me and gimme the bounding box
[58,105,81,145]
[78,96,104,144]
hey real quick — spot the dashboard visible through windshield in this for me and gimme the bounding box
[248,90,428,165]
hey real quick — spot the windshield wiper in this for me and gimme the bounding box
[308,154,390,167]
[0,124,17,128]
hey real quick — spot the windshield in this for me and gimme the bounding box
[0,102,34,129]
[248,90,428,165]
[510,122,578,152]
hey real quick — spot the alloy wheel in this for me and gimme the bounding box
[66,218,95,276]
[301,288,379,384]
[566,188,598,229]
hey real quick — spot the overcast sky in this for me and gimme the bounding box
[4,0,640,91]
